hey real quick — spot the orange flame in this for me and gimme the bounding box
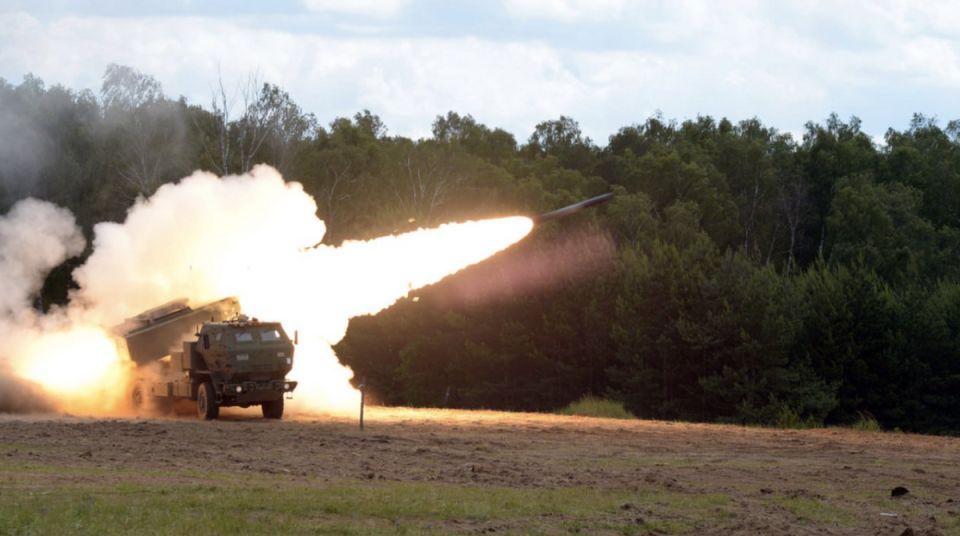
[17,325,132,414]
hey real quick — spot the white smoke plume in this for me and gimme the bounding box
[0,199,87,412]
[0,199,85,315]
[71,166,326,325]
[0,165,532,417]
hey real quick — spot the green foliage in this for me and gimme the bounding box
[826,173,960,283]
[851,412,882,432]
[774,404,821,430]
[557,395,636,420]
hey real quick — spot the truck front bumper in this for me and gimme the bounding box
[220,380,298,404]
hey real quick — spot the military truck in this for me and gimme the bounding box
[116,297,298,420]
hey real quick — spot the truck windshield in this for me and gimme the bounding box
[260,329,282,343]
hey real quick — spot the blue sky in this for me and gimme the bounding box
[2,0,959,144]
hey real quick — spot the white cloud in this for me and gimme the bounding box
[302,0,410,19]
[0,13,589,138]
[503,0,626,22]
[352,38,591,138]
[2,1,960,143]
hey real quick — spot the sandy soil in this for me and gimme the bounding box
[1,407,958,535]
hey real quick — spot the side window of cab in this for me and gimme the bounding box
[234,331,255,343]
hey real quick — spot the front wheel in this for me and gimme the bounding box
[261,398,284,419]
[197,383,219,420]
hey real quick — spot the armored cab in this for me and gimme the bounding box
[187,316,298,419]
[122,298,298,420]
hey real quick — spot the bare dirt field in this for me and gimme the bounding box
[1,407,959,535]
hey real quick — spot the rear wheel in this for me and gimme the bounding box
[131,381,145,411]
[261,398,284,419]
[197,383,219,420]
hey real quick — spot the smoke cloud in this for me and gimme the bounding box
[0,96,54,204]
[0,199,86,413]
[71,165,325,325]
[0,198,85,315]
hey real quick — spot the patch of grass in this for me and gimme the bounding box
[0,479,642,536]
[774,405,820,430]
[851,412,882,432]
[0,458,289,487]
[638,518,695,534]
[0,460,108,481]
[0,457,748,536]
[0,444,54,452]
[570,455,779,471]
[596,518,695,535]
[945,512,960,534]
[557,395,636,420]
[571,456,701,470]
[638,489,731,511]
[621,489,734,534]
[770,496,856,527]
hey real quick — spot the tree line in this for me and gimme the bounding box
[3,65,960,434]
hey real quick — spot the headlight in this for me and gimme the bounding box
[284,383,290,391]
[236,385,243,393]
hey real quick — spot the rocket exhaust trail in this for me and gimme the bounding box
[532,193,614,225]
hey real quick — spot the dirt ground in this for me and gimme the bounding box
[1,406,959,535]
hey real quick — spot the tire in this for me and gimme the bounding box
[261,397,284,419]
[131,381,145,411]
[197,382,219,420]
